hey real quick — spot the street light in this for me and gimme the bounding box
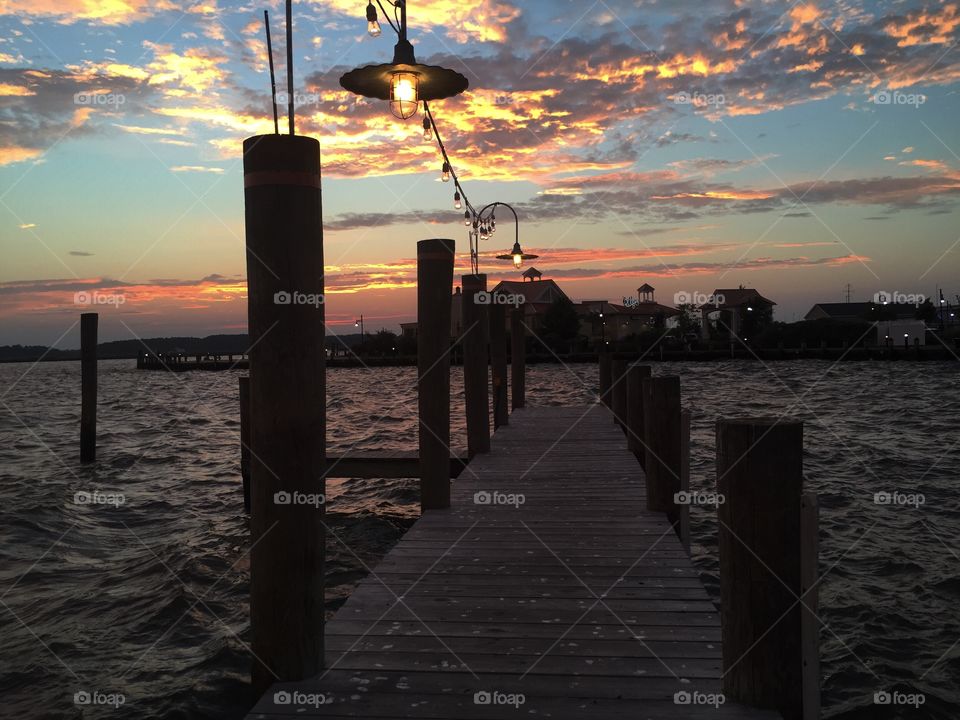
[355,315,366,351]
[340,0,469,120]
[471,201,537,274]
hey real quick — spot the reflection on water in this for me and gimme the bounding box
[0,359,957,718]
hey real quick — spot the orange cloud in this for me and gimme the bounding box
[886,4,960,47]
[0,0,175,24]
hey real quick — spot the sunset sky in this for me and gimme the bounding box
[1,0,958,346]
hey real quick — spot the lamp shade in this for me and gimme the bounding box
[340,40,468,104]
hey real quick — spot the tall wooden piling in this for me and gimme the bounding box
[625,363,651,463]
[244,134,326,694]
[611,356,627,427]
[511,308,526,410]
[598,352,612,407]
[80,312,98,463]
[490,304,509,429]
[417,239,455,511]
[462,274,490,456]
[642,375,681,527]
[678,409,691,552]
[716,418,805,719]
[239,376,251,513]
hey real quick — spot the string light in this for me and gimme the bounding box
[454,191,462,210]
[441,161,451,182]
[464,210,472,226]
[366,2,381,37]
[422,116,432,142]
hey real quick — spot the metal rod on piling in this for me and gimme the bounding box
[490,304,509,429]
[244,133,324,693]
[462,274,490,456]
[264,10,279,134]
[80,312,98,463]
[511,308,526,410]
[418,239,455,511]
[641,375,682,529]
[239,376,251,513]
[716,417,806,719]
[285,0,294,135]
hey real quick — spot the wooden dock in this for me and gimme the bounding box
[245,405,780,719]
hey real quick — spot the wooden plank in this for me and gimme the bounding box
[324,451,468,479]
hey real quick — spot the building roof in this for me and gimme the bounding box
[522,267,543,280]
[492,278,569,306]
[709,288,776,309]
[805,302,916,321]
[637,283,655,293]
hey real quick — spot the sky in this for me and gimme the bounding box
[0,0,958,346]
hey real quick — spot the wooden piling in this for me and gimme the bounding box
[80,312,98,463]
[611,356,627,427]
[417,239,455,511]
[625,363,651,463]
[800,492,821,720]
[510,308,526,410]
[598,352,612,407]
[716,417,805,719]
[490,304,509,429]
[461,274,490,456]
[243,134,326,694]
[239,376,251,513]
[641,375,681,527]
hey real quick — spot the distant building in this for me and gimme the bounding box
[490,267,571,335]
[579,284,680,344]
[700,287,776,340]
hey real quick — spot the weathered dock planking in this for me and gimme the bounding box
[246,405,780,719]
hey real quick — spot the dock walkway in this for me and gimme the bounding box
[246,405,779,719]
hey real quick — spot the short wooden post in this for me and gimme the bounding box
[625,364,651,463]
[80,312,98,463]
[611,356,627,427]
[244,134,326,694]
[462,274,490,456]
[239,376,251,513]
[510,308,526,410]
[598,351,612,407]
[800,492,820,720]
[490,304,509,429]
[716,418,805,719]
[642,376,681,527]
[418,239,455,511]
[678,409,691,552]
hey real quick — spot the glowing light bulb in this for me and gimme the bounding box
[389,72,419,120]
[366,2,382,37]
[464,211,472,226]
[441,161,451,182]
[513,253,523,269]
[422,117,431,141]
[454,192,462,210]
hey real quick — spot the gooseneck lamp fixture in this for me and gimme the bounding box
[340,0,469,120]
[479,202,537,271]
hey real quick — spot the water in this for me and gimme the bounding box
[0,360,957,718]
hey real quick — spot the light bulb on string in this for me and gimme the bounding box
[441,161,451,182]
[422,116,432,142]
[366,2,381,37]
[454,192,462,210]
[464,211,472,226]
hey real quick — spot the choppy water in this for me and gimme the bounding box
[0,360,957,718]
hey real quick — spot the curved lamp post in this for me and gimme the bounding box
[471,202,537,274]
[340,0,468,119]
